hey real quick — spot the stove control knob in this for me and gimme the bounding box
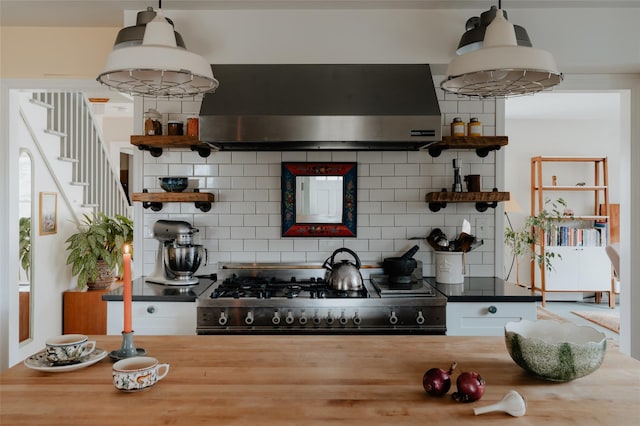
[218,311,228,326]
[488,305,497,314]
[326,311,335,325]
[416,311,425,325]
[352,312,362,325]
[339,311,348,325]
[389,310,399,325]
[285,310,295,325]
[312,312,322,325]
[272,311,281,325]
[245,311,254,325]
[299,311,308,325]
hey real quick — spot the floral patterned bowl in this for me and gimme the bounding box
[159,176,188,192]
[504,319,606,382]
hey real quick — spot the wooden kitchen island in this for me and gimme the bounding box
[2,336,639,425]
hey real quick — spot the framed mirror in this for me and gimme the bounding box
[18,149,33,344]
[281,162,357,237]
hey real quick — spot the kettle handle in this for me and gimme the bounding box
[329,247,361,269]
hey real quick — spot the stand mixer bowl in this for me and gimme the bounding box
[164,245,205,280]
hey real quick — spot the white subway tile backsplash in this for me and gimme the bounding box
[381,202,406,214]
[141,93,499,277]
[241,214,268,227]
[394,214,420,227]
[232,152,257,164]
[231,227,256,239]
[370,215,394,227]
[370,164,395,176]
[169,164,193,176]
[394,189,419,201]
[194,164,218,176]
[257,227,280,239]
[219,164,244,176]
[457,100,484,114]
[209,151,232,164]
[357,151,382,163]
[230,202,256,214]
[294,240,319,252]
[231,177,257,189]
[307,151,332,162]
[219,214,244,227]
[382,177,406,189]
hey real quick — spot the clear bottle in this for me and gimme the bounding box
[144,109,162,136]
[468,117,482,137]
[451,117,465,137]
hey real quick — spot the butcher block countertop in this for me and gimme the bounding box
[2,335,639,425]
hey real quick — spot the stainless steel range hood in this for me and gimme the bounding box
[199,64,441,151]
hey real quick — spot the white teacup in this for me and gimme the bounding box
[45,334,96,364]
[112,356,170,392]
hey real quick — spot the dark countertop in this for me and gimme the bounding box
[102,275,217,302]
[425,276,542,302]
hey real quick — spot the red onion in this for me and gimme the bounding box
[452,371,486,402]
[422,361,457,396]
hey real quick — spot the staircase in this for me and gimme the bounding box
[19,91,132,222]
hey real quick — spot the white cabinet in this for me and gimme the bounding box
[446,302,536,336]
[540,246,611,292]
[107,301,196,335]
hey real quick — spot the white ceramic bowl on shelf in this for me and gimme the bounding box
[504,319,606,382]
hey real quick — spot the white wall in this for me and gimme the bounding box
[5,91,81,366]
[505,96,623,285]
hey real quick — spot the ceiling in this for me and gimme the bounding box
[2,0,638,27]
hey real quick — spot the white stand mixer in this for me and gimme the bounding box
[146,220,205,286]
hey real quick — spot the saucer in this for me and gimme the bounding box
[108,348,147,362]
[24,348,107,372]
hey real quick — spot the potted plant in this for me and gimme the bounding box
[504,198,569,285]
[65,213,133,290]
[19,216,31,282]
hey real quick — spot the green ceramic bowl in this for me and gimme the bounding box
[505,319,606,382]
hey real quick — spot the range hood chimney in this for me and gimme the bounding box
[199,64,441,151]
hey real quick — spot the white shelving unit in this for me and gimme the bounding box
[530,156,614,308]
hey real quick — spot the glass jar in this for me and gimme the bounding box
[468,117,482,137]
[144,109,162,136]
[451,117,465,137]
[186,117,199,137]
[168,120,184,136]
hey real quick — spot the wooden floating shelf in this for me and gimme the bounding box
[428,136,508,158]
[425,190,510,212]
[132,191,215,212]
[130,135,212,158]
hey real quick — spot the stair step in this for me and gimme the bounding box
[81,204,99,208]
[58,156,78,163]
[44,129,67,138]
[70,181,90,186]
[28,98,54,109]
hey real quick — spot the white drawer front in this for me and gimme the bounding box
[107,302,196,335]
[446,302,536,336]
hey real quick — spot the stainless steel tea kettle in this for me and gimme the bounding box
[322,248,364,291]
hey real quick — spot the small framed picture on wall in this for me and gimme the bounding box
[39,192,57,235]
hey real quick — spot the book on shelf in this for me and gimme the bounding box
[545,222,608,247]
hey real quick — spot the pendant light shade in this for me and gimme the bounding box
[97,8,218,98]
[441,8,562,98]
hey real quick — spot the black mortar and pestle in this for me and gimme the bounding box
[383,245,420,287]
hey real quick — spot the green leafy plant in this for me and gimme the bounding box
[65,213,133,289]
[19,216,31,281]
[505,198,569,284]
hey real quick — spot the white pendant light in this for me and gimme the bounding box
[97,7,218,98]
[441,6,562,98]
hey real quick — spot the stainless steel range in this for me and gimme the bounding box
[196,264,446,335]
